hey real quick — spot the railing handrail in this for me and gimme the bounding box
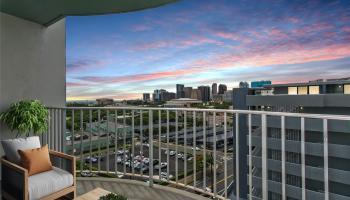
[48,106,350,121]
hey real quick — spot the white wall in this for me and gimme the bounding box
[0,12,66,147]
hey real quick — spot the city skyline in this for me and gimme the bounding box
[67,0,350,101]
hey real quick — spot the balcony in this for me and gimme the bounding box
[39,106,350,200]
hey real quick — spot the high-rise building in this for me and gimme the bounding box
[223,90,233,103]
[212,83,218,95]
[183,87,192,98]
[153,89,166,102]
[160,91,176,101]
[176,84,185,99]
[218,84,227,94]
[232,79,350,200]
[191,89,201,100]
[143,93,150,102]
[198,86,210,102]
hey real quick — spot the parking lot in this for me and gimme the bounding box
[84,143,196,180]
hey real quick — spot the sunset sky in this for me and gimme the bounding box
[66,0,350,101]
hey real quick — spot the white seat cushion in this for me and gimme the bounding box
[28,167,73,200]
[1,136,41,164]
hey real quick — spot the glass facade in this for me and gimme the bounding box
[309,86,320,94]
[288,87,297,95]
[297,86,308,94]
[345,84,350,94]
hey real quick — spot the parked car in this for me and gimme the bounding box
[177,153,183,159]
[80,170,93,177]
[191,147,201,151]
[85,156,98,163]
[160,172,173,179]
[169,151,176,156]
[116,156,123,164]
[154,161,166,170]
[142,157,150,164]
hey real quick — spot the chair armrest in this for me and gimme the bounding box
[1,157,28,174]
[49,150,75,161]
[1,157,28,200]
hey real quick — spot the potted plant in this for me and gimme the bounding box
[0,100,48,138]
[99,193,128,200]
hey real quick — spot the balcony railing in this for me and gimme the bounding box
[43,107,350,200]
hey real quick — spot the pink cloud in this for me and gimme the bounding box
[267,28,289,39]
[286,17,300,24]
[342,26,350,32]
[66,82,89,87]
[214,31,240,41]
[134,35,223,50]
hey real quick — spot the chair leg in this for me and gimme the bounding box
[68,190,76,199]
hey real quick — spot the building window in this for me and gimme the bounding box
[297,86,308,95]
[309,86,320,94]
[288,87,297,95]
[345,84,350,94]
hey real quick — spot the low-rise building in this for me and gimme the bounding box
[164,98,202,108]
[96,98,114,106]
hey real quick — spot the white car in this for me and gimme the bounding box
[205,187,212,193]
[169,151,176,156]
[191,147,201,151]
[154,162,167,170]
[80,170,93,177]
[116,156,123,164]
[125,161,131,167]
[177,153,183,159]
[187,156,194,161]
[160,172,173,179]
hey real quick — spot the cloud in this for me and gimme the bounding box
[66,82,90,87]
[66,59,105,72]
[134,35,223,51]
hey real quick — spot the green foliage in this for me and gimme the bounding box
[0,100,48,137]
[99,193,127,200]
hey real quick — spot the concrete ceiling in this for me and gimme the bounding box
[0,0,178,26]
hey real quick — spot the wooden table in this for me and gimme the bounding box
[76,188,111,200]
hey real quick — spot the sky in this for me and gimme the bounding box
[66,0,350,101]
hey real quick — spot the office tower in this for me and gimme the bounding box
[183,87,193,98]
[233,78,350,200]
[176,84,185,99]
[160,91,176,101]
[198,86,210,102]
[191,88,201,100]
[153,89,166,102]
[212,83,218,95]
[143,93,150,102]
[218,84,227,94]
[223,90,233,103]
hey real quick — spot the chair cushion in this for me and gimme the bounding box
[18,145,53,176]
[28,167,73,200]
[1,136,41,164]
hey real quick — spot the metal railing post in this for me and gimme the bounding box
[149,110,154,187]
